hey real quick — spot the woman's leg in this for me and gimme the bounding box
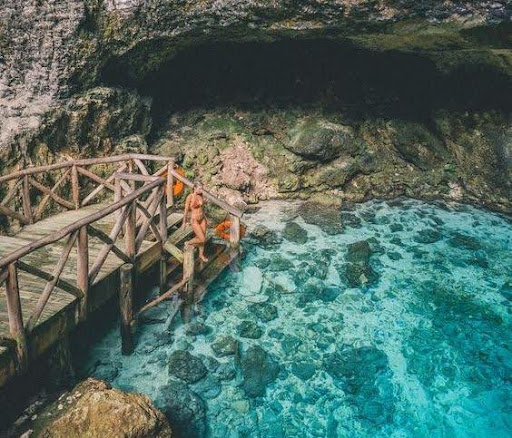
[187,220,209,262]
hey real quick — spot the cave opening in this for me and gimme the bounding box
[101,38,512,138]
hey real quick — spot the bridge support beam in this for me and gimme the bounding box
[119,263,134,355]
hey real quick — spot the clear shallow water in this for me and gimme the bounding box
[79,199,512,438]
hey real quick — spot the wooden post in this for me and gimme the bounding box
[71,165,80,209]
[159,187,168,243]
[119,263,134,355]
[159,257,167,293]
[115,177,122,222]
[125,201,136,261]
[159,189,168,293]
[6,263,28,372]
[22,175,33,224]
[183,246,195,303]
[229,214,241,248]
[77,226,89,322]
[166,160,174,207]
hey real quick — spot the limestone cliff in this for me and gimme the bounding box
[0,1,511,212]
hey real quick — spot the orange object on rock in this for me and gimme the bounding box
[215,219,246,240]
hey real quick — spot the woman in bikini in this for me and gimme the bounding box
[182,184,209,262]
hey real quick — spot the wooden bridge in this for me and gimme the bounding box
[0,154,243,388]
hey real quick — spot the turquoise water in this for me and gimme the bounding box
[79,199,512,438]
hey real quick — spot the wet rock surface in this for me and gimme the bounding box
[34,379,171,438]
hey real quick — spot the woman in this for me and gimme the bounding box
[182,184,209,262]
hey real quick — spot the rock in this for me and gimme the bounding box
[186,322,212,336]
[232,400,250,414]
[413,229,442,244]
[240,266,263,296]
[156,380,206,438]
[168,350,207,383]
[38,379,171,438]
[324,346,395,425]
[448,232,482,251]
[211,336,239,357]
[267,255,294,272]
[249,302,278,322]
[247,225,282,248]
[191,377,222,400]
[238,320,263,339]
[291,362,316,380]
[283,222,308,244]
[346,240,372,264]
[344,263,379,288]
[215,362,237,381]
[344,240,379,287]
[286,119,356,162]
[389,223,404,232]
[240,346,280,398]
[297,203,344,235]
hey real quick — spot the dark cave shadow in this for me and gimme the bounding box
[101,38,512,131]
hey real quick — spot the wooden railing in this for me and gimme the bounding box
[0,154,243,370]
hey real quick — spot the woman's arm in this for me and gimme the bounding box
[182,195,190,229]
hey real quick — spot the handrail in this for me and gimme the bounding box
[0,153,242,217]
[0,178,163,268]
[0,154,174,183]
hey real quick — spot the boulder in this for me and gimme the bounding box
[168,350,207,383]
[156,380,206,438]
[286,119,356,162]
[240,346,280,398]
[211,336,239,357]
[237,320,263,339]
[240,266,263,296]
[247,225,282,248]
[283,222,308,244]
[37,379,171,438]
[249,302,278,322]
[344,240,379,287]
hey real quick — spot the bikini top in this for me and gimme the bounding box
[191,194,203,209]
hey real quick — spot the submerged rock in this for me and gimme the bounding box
[240,266,263,295]
[291,362,316,381]
[249,302,279,322]
[448,232,482,251]
[344,240,379,287]
[283,222,308,244]
[247,225,282,248]
[168,350,207,383]
[211,336,239,357]
[324,346,395,425]
[186,322,212,336]
[156,380,206,438]
[238,320,264,339]
[240,346,280,398]
[413,228,442,244]
[38,379,171,438]
[297,203,345,235]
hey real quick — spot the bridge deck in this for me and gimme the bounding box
[0,205,157,338]
[0,205,187,385]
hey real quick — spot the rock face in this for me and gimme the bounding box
[1,1,512,213]
[36,378,172,438]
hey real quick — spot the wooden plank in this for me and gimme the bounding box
[164,242,183,263]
